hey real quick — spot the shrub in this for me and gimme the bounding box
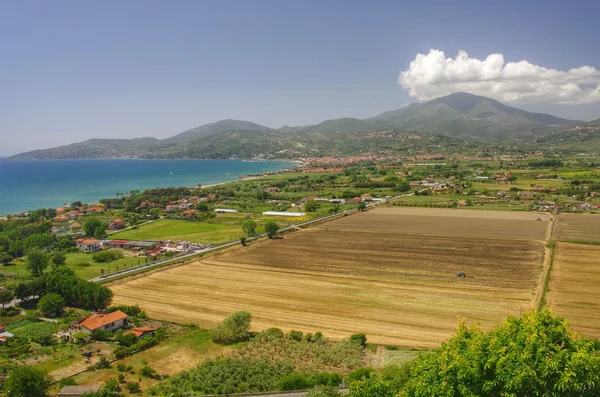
[287,330,303,341]
[117,363,127,372]
[92,250,123,263]
[261,327,285,339]
[346,367,375,383]
[91,329,112,342]
[89,357,111,371]
[140,365,159,379]
[307,385,342,397]
[278,373,311,390]
[264,221,279,238]
[125,381,141,393]
[349,333,367,347]
[58,377,77,388]
[108,304,142,317]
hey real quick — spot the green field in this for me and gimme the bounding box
[111,219,243,244]
[5,252,143,280]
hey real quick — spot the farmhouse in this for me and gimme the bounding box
[103,240,129,249]
[262,211,307,217]
[215,208,239,213]
[76,239,101,252]
[58,385,101,397]
[77,310,128,333]
[108,218,126,230]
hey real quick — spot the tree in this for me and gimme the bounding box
[349,333,367,347]
[37,293,65,317]
[396,180,411,192]
[51,251,66,267]
[348,374,395,397]
[196,203,209,212]
[357,203,367,212]
[304,201,320,212]
[242,219,257,236]
[0,253,13,265]
[5,365,51,397]
[83,217,107,238]
[264,221,279,239]
[0,289,13,309]
[26,248,50,276]
[211,311,252,344]
[400,310,600,397]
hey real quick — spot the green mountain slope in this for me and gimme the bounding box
[535,120,600,152]
[370,92,579,142]
[297,118,392,134]
[11,138,166,159]
[164,119,274,144]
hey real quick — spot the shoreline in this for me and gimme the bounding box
[0,159,301,216]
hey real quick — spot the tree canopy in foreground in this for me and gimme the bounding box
[398,310,600,397]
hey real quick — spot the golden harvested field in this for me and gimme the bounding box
[320,207,550,241]
[553,213,600,242]
[112,207,547,348]
[547,243,600,338]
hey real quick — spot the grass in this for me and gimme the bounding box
[5,319,37,331]
[69,328,225,392]
[111,219,243,244]
[5,251,144,280]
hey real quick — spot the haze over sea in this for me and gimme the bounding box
[0,159,295,215]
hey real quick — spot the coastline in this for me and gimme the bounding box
[0,159,300,216]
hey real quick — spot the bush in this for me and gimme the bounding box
[287,330,303,341]
[108,304,142,317]
[346,367,375,383]
[278,373,311,390]
[91,329,112,342]
[92,250,123,263]
[115,331,138,347]
[261,327,285,339]
[125,381,141,393]
[307,385,342,397]
[264,221,279,239]
[58,377,77,388]
[140,365,159,379]
[89,357,111,371]
[117,363,127,372]
[349,333,367,347]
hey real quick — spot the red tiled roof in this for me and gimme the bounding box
[79,311,128,332]
[125,327,156,338]
[80,239,100,245]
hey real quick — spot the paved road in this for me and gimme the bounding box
[89,193,413,283]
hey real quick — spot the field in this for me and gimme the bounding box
[112,208,548,348]
[110,219,244,244]
[553,213,600,243]
[547,243,600,339]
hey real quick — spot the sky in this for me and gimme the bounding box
[1,0,600,155]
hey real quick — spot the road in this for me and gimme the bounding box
[89,193,412,283]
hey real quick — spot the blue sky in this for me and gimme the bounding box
[1,0,600,155]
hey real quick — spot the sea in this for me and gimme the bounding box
[0,159,296,216]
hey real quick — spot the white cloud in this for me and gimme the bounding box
[398,49,600,104]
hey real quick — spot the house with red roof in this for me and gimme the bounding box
[108,219,126,230]
[125,327,156,339]
[76,311,128,333]
[76,239,101,252]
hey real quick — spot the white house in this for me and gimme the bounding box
[77,310,129,334]
[76,239,102,252]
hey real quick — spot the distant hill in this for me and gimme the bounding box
[164,119,274,144]
[296,118,392,134]
[11,92,589,159]
[535,120,600,152]
[370,92,579,142]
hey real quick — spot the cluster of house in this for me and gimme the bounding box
[0,325,14,343]
[410,178,460,193]
[76,238,205,255]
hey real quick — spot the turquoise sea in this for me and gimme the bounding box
[0,159,296,215]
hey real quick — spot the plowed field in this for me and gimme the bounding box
[111,208,547,347]
[547,243,600,338]
[553,213,600,243]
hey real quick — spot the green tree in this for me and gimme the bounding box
[83,217,107,238]
[304,201,320,212]
[264,221,279,239]
[348,374,394,397]
[0,289,13,309]
[37,293,66,317]
[196,203,209,212]
[5,365,51,397]
[401,310,600,397]
[26,248,50,276]
[396,180,411,192]
[242,219,258,236]
[51,251,66,267]
[357,203,367,211]
[211,311,252,344]
[0,253,13,265]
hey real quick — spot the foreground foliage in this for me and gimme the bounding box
[5,365,51,397]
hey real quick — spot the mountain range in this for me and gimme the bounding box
[11,92,592,160]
